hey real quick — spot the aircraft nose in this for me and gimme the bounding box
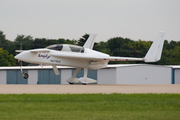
[14,51,28,61]
[14,53,23,60]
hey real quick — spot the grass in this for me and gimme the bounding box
[0,94,180,120]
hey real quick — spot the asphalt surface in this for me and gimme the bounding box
[0,84,180,94]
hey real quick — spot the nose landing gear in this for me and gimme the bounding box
[18,61,29,79]
[23,73,29,79]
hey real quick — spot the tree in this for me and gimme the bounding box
[0,48,16,66]
[14,35,34,50]
[0,31,12,51]
[77,34,89,46]
[32,38,47,49]
[107,37,133,57]
[94,41,113,55]
[168,46,180,65]
[1,30,180,66]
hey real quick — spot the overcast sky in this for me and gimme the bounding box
[1,0,180,42]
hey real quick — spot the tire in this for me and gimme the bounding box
[24,73,29,79]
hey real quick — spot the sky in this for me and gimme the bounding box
[1,0,180,42]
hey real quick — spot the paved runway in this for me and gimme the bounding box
[0,84,180,94]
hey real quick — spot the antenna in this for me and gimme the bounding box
[20,42,23,50]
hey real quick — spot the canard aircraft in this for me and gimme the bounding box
[15,31,165,84]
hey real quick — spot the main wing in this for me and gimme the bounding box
[49,52,144,61]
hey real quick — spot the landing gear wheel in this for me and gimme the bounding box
[23,73,29,79]
[19,60,29,79]
[69,83,74,85]
[82,83,87,85]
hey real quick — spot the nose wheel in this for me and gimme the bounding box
[18,61,29,79]
[23,73,29,79]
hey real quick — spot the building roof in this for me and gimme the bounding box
[0,64,176,70]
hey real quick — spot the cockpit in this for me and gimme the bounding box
[46,44,85,53]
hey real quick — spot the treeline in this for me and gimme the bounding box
[0,31,180,66]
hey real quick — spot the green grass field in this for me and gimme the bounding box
[0,94,180,120]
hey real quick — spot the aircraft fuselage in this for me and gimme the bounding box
[15,47,109,70]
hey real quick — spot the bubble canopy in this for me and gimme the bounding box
[46,44,84,53]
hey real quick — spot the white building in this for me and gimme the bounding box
[0,64,178,84]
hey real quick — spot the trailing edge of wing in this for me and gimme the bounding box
[105,56,144,61]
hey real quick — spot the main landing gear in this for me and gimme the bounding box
[18,61,29,79]
[66,67,97,85]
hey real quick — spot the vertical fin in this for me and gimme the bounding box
[144,31,165,62]
[83,34,97,49]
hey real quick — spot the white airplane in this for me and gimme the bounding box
[15,31,165,85]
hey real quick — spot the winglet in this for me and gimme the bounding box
[144,31,165,62]
[83,34,97,49]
